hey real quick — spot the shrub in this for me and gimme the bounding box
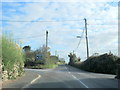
[80,53,119,74]
[2,35,24,80]
[69,53,119,75]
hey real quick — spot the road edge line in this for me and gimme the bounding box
[22,74,41,89]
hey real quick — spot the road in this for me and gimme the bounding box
[23,64,118,88]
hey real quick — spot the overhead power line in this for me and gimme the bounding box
[0,19,83,22]
[0,18,117,22]
[1,19,117,25]
[74,29,85,52]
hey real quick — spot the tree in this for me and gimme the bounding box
[78,57,81,62]
[22,46,36,67]
[35,45,51,65]
[23,46,31,53]
[68,53,77,65]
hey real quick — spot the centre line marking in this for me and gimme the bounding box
[65,66,71,74]
[22,74,41,89]
[71,74,89,88]
[65,65,89,88]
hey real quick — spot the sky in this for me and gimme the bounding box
[1,0,119,63]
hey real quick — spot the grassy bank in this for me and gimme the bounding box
[2,35,25,80]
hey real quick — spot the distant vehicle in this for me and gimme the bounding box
[35,54,43,61]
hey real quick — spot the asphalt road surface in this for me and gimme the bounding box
[24,64,119,88]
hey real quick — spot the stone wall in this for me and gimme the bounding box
[2,63,24,81]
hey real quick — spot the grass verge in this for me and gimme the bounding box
[26,64,58,69]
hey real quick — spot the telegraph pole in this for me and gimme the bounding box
[84,18,89,59]
[44,30,48,65]
[46,31,48,49]
[55,50,57,56]
[73,50,74,54]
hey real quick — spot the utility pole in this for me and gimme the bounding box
[73,50,74,54]
[84,18,89,59]
[44,30,48,65]
[55,50,57,56]
[46,31,48,49]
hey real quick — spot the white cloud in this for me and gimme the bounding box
[2,1,118,62]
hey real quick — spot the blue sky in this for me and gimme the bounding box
[1,0,119,63]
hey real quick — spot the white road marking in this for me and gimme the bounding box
[30,75,41,84]
[72,75,77,79]
[71,74,89,88]
[22,74,41,89]
[68,72,71,74]
[65,65,89,88]
[65,66,71,74]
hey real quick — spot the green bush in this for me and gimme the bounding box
[24,45,61,69]
[2,35,24,80]
[115,59,120,79]
[68,53,80,66]
[69,53,119,75]
[79,53,119,74]
[27,64,58,69]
